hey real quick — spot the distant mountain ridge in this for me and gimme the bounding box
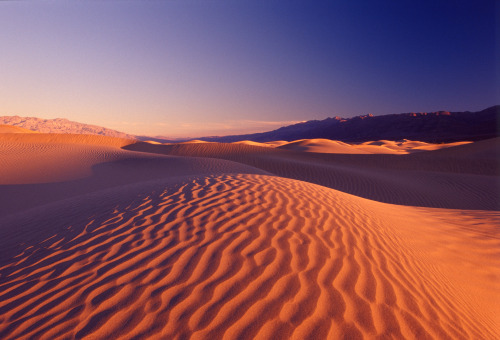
[0,116,135,140]
[1,106,498,143]
[200,106,499,143]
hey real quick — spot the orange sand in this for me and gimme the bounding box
[0,133,498,339]
[0,125,37,134]
[276,138,473,154]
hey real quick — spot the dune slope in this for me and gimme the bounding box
[125,138,499,210]
[0,133,268,215]
[1,174,498,339]
[278,139,371,154]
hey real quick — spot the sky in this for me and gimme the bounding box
[0,1,498,138]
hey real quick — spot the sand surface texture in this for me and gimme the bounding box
[1,133,498,339]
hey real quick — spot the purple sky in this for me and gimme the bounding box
[1,1,498,137]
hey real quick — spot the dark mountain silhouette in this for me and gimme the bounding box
[199,106,499,143]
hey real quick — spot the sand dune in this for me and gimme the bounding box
[147,138,470,155]
[278,139,371,154]
[263,140,289,147]
[373,139,472,153]
[0,133,136,184]
[180,140,210,144]
[1,174,498,339]
[152,138,470,155]
[1,133,498,339]
[126,138,499,210]
[233,140,275,148]
[0,133,267,215]
[418,136,500,160]
[0,125,38,134]
[275,138,473,154]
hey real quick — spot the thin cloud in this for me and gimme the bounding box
[106,118,306,138]
[238,119,305,127]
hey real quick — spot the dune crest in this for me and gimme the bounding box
[233,140,275,148]
[273,138,473,154]
[278,139,371,154]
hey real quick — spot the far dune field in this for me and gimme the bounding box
[0,128,498,339]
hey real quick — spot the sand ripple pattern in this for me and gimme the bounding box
[0,175,497,339]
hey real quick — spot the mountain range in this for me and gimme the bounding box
[201,106,499,143]
[1,105,498,143]
[0,116,135,140]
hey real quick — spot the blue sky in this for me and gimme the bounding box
[0,1,497,137]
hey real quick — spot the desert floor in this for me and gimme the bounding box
[0,129,499,339]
